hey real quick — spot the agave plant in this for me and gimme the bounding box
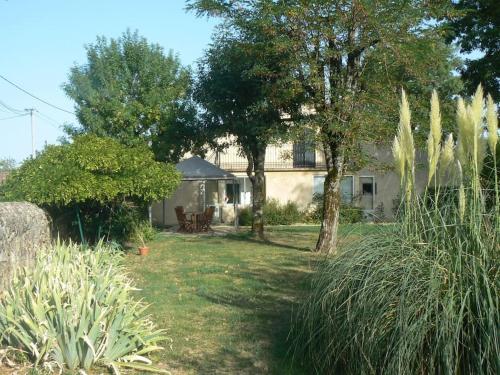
[0,241,169,374]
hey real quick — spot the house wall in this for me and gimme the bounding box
[152,180,203,227]
[152,143,429,226]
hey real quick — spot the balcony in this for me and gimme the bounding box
[208,142,327,171]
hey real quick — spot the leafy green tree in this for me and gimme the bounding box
[64,30,196,162]
[1,134,181,242]
[188,0,460,253]
[0,158,16,171]
[194,32,303,237]
[447,0,500,101]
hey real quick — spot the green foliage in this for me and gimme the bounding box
[64,30,197,163]
[447,0,500,101]
[305,194,363,224]
[195,29,303,150]
[1,134,180,243]
[2,134,181,206]
[295,89,499,374]
[238,207,253,226]
[263,199,302,225]
[0,242,168,373]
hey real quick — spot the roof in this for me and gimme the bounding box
[176,156,236,181]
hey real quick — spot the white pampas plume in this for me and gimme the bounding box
[399,89,415,173]
[440,133,455,173]
[430,90,442,149]
[456,97,470,167]
[469,86,486,173]
[470,84,484,136]
[393,136,405,180]
[427,90,442,184]
[486,94,498,154]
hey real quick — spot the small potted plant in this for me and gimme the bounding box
[135,229,149,256]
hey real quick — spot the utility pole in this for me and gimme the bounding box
[25,108,36,157]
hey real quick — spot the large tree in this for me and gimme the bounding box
[64,30,196,162]
[195,31,303,237]
[188,0,460,253]
[447,0,500,101]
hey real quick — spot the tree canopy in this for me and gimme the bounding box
[447,0,500,101]
[195,32,302,155]
[1,134,181,206]
[64,30,197,162]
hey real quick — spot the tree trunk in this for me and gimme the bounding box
[246,144,266,238]
[316,150,344,254]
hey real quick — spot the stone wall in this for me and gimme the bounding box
[0,202,51,290]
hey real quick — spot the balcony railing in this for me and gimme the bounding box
[208,143,327,171]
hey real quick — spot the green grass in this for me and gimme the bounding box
[124,224,377,374]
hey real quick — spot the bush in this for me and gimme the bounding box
[263,198,302,225]
[238,207,253,226]
[0,242,167,373]
[295,88,499,374]
[305,193,363,224]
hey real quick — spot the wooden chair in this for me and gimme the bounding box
[175,206,193,232]
[200,206,216,232]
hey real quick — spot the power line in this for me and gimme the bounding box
[36,111,63,130]
[0,99,24,114]
[0,113,28,121]
[0,74,75,115]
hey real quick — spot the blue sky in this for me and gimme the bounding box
[0,0,216,163]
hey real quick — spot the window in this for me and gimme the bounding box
[313,175,353,204]
[359,176,375,210]
[340,176,354,203]
[293,141,316,168]
[225,177,253,205]
[225,182,240,204]
[362,181,373,194]
[239,177,252,205]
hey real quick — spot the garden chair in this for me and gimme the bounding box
[200,206,215,232]
[175,206,194,232]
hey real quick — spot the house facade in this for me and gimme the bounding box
[152,140,428,227]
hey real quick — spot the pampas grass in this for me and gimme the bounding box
[294,86,499,374]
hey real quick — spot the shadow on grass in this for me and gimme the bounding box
[185,265,315,374]
[225,231,314,252]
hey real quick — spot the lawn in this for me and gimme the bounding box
[125,224,379,375]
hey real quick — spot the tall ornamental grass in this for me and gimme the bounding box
[0,242,168,374]
[295,86,499,374]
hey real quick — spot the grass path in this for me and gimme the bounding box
[125,224,378,374]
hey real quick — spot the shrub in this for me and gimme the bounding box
[238,207,253,226]
[0,242,168,374]
[305,193,363,224]
[295,87,499,374]
[263,198,302,225]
